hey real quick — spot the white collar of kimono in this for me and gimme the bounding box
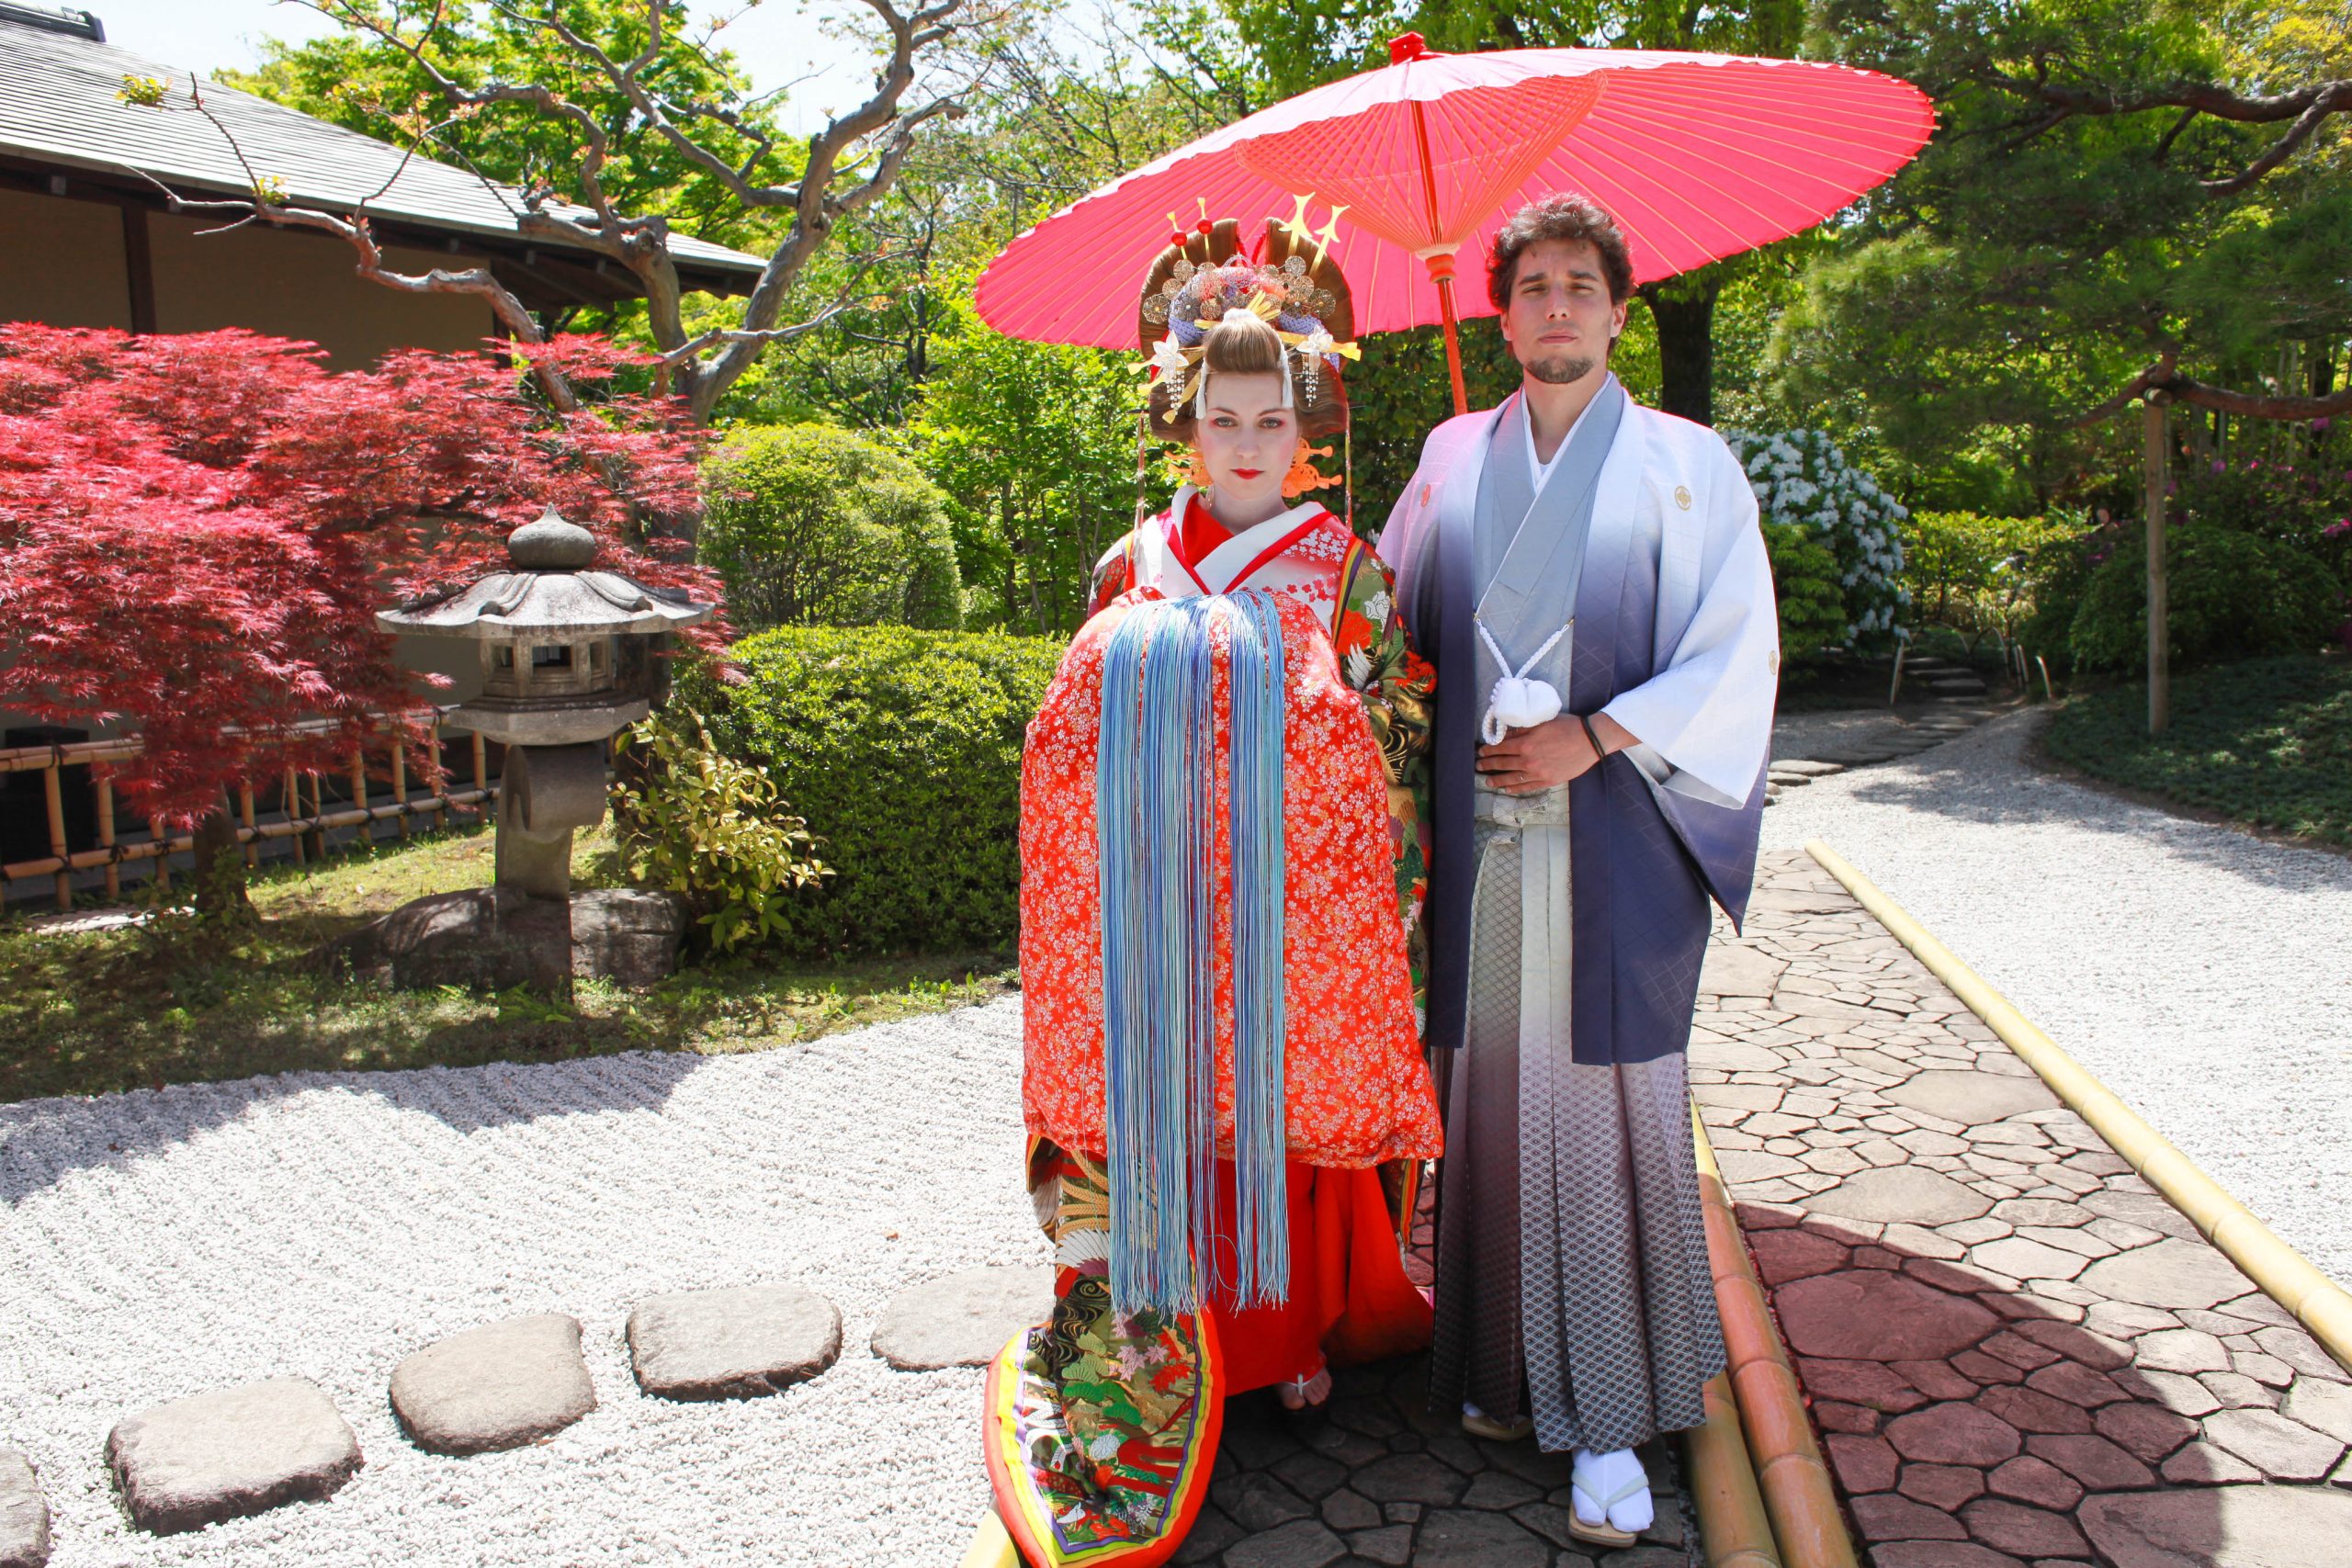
[1519,378,1612,500]
[1147,486,1329,596]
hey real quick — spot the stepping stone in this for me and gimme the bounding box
[1770,759,1845,776]
[105,1377,362,1536]
[629,1282,843,1398]
[1224,1517,1345,1568]
[1776,1270,1997,1361]
[389,1314,595,1455]
[1884,1401,2024,1465]
[0,1451,49,1568]
[1802,1166,1994,1225]
[871,1266,1051,1371]
[1411,1508,1549,1567]
[2199,1407,2347,1481]
[1883,1070,2060,1123]
[2081,1482,2352,1568]
[2076,1238,2256,1313]
[1699,942,1786,998]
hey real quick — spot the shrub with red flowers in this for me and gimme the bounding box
[0,324,722,877]
[2175,456,2352,583]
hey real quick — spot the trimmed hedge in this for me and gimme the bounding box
[684,626,1061,958]
[2067,525,2343,672]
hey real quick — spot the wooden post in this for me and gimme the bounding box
[97,775,118,901]
[307,773,326,862]
[2143,393,2170,736]
[42,760,70,910]
[148,815,169,893]
[390,739,410,838]
[239,784,258,868]
[285,768,305,867]
[349,748,368,853]
[472,731,489,823]
[432,716,449,829]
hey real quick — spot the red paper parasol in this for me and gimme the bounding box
[977,36,1933,413]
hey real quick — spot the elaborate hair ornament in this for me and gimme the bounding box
[1137,202,1359,420]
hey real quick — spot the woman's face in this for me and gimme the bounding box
[1193,371,1297,511]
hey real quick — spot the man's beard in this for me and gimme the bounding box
[1525,352,1599,386]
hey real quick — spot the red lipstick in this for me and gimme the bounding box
[1232,468,1262,479]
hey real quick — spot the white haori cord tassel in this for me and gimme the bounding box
[1476,617,1572,746]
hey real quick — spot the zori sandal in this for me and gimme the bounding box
[1567,1448,1648,1549]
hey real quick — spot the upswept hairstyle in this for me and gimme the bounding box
[1486,194,1634,311]
[1139,216,1352,443]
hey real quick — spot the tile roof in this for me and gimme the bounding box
[0,7,766,282]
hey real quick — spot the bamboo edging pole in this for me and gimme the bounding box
[390,740,410,839]
[1694,1108,1858,1568]
[42,761,70,909]
[957,1512,1017,1568]
[1805,840,2352,1377]
[96,776,118,901]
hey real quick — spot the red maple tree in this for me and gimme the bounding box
[0,324,723,907]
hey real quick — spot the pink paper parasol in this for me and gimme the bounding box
[976,36,1933,413]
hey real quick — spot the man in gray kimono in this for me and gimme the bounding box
[1379,195,1779,1544]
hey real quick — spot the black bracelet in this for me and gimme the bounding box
[1578,714,1607,758]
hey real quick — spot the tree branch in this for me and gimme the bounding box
[1975,67,2352,195]
[2072,348,2352,426]
[119,72,580,410]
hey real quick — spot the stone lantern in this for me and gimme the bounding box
[378,507,713,900]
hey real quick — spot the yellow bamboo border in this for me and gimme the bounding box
[1804,839,2352,1379]
[959,1512,1015,1568]
[1694,1109,1858,1568]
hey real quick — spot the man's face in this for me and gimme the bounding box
[1498,238,1628,387]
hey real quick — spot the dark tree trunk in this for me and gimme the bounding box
[191,800,251,921]
[1638,274,1723,426]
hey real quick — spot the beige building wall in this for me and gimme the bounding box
[0,189,497,367]
[148,214,493,367]
[0,186,134,329]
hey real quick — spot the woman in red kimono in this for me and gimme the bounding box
[984,217,1442,1568]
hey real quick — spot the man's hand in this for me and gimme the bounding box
[1476,711,1644,795]
[1477,716,1599,794]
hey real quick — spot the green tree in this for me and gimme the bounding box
[1778,0,2352,504]
[729,0,1252,428]
[910,293,1141,635]
[699,425,964,631]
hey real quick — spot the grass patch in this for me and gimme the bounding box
[0,822,1014,1105]
[2044,654,2352,848]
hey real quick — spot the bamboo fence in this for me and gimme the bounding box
[1,714,500,910]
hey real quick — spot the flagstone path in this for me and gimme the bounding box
[1175,1307,1698,1568]
[1692,850,2352,1568]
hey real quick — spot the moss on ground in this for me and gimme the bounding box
[0,822,1013,1105]
[2044,654,2352,849]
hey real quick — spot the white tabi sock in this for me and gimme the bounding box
[1570,1447,1653,1534]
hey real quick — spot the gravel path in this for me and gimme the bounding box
[1764,707,2352,1287]
[0,998,1039,1566]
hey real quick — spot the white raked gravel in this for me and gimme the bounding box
[1766,708,2352,1286]
[0,998,1040,1566]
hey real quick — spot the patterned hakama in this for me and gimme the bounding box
[1430,825,1724,1453]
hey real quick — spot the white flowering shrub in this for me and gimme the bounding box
[1723,427,1912,649]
